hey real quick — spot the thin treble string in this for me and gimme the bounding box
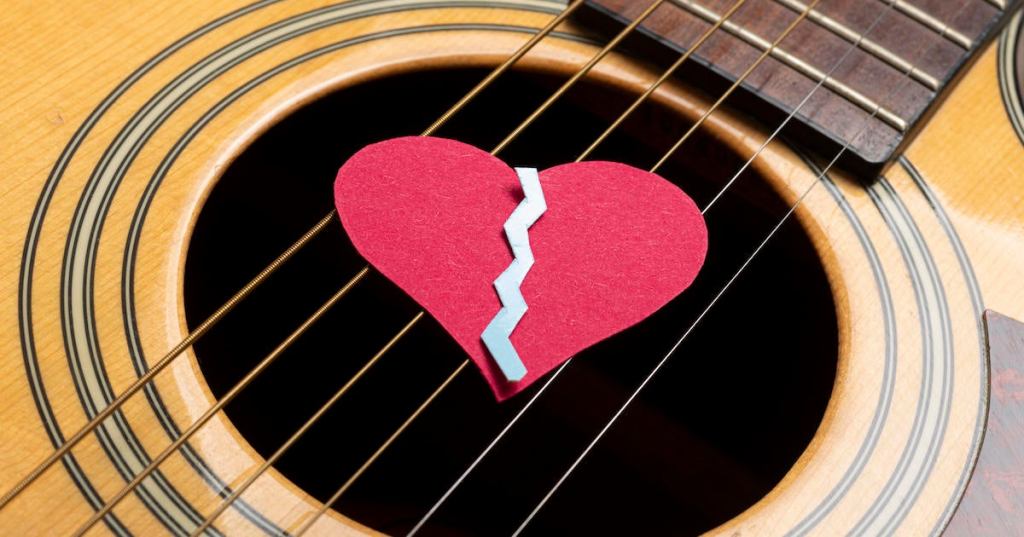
[0,0,589,513]
[408,0,759,530]
[191,2,753,534]
[64,1,678,534]
[406,361,571,537]
[411,0,899,532]
[511,4,969,535]
[292,361,471,537]
[292,2,825,535]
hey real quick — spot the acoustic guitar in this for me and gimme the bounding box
[3,0,1024,535]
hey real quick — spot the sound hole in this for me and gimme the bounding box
[184,67,838,535]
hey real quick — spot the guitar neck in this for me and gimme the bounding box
[579,0,1023,173]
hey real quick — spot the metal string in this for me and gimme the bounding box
[63,1,684,533]
[187,312,425,536]
[68,268,371,537]
[511,4,974,535]
[0,0,587,514]
[3,0,967,515]
[409,0,902,531]
[22,0,960,531]
[0,211,336,511]
[291,1,826,533]
[189,1,751,533]
[406,360,572,536]
[73,0,976,530]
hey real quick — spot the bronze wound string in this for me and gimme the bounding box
[292,1,856,534]
[0,0,587,514]
[190,1,751,533]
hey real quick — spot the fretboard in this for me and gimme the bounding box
[579,0,1022,172]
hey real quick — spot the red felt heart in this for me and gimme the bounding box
[335,136,707,400]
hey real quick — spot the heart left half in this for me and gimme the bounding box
[335,136,708,401]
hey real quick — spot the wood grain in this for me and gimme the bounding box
[0,0,1022,535]
[944,311,1024,536]
[582,0,1017,168]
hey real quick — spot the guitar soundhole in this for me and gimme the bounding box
[184,67,838,535]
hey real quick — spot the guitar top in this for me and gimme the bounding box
[1,1,1024,536]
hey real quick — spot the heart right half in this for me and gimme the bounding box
[335,137,708,400]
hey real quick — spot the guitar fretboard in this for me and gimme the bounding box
[580,0,1021,171]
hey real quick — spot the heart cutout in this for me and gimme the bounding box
[335,137,707,400]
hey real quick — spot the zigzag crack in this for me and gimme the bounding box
[481,167,546,382]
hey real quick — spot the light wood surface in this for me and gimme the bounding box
[1,1,1022,535]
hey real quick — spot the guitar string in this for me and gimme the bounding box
[51,0,963,531]
[30,0,940,529]
[166,0,979,527]
[510,3,975,535]
[65,1,688,533]
[71,0,971,532]
[290,2,833,534]
[876,0,973,49]
[187,1,753,533]
[336,0,982,531]
[0,0,959,513]
[0,0,589,513]
[410,0,902,531]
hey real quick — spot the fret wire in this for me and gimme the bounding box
[70,268,371,537]
[984,0,1007,10]
[773,0,941,91]
[578,0,751,161]
[670,0,909,133]
[0,0,585,513]
[880,0,973,49]
[292,361,471,537]
[188,312,424,537]
[653,0,822,173]
[511,1,970,533]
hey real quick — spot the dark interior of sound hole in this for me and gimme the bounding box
[184,67,838,536]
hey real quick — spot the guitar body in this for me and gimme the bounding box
[2,1,1022,535]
